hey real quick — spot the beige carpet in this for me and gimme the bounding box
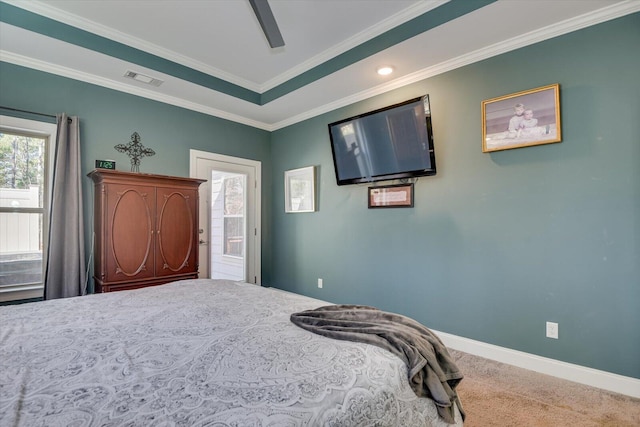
[451,350,640,426]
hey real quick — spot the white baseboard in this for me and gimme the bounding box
[434,330,640,399]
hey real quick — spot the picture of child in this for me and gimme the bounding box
[482,84,561,152]
[516,109,550,138]
[507,103,525,138]
[520,109,538,128]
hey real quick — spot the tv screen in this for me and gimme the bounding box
[328,95,435,186]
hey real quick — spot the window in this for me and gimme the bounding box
[0,116,55,302]
[223,175,245,257]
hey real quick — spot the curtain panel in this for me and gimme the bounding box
[44,113,86,299]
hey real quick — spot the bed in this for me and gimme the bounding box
[0,279,463,426]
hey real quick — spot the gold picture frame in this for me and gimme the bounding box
[284,166,316,213]
[482,84,561,153]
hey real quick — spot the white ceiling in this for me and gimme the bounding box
[1,0,638,130]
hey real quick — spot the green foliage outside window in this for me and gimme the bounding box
[0,132,45,190]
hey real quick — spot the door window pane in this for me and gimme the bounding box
[223,176,244,257]
[224,217,244,257]
[223,176,243,215]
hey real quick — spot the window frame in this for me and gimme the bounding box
[0,115,56,302]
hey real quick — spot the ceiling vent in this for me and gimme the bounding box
[123,70,164,87]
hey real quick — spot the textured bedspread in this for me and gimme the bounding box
[290,305,464,424]
[0,279,463,426]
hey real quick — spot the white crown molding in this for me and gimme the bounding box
[271,0,640,130]
[3,0,638,131]
[2,0,261,92]
[259,0,448,92]
[0,50,272,131]
[434,329,640,399]
[4,0,447,95]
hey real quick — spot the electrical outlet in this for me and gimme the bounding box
[317,278,323,289]
[546,321,559,339]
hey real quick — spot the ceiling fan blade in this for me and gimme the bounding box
[249,0,285,48]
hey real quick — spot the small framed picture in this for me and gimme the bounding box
[368,183,414,208]
[482,83,561,153]
[285,166,316,213]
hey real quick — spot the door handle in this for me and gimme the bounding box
[199,239,207,244]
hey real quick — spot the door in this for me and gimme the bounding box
[105,183,155,283]
[190,150,261,284]
[155,186,199,277]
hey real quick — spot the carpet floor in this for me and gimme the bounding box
[451,350,640,426]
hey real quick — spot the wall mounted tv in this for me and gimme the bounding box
[328,95,435,186]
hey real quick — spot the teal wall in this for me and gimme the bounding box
[1,13,638,380]
[0,63,273,285]
[270,14,640,379]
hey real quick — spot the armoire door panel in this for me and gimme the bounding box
[156,188,197,276]
[106,184,155,283]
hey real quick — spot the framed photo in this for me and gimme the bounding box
[368,183,414,208]
[482,83,561,153]
[285,166,316,213]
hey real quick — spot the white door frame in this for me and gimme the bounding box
[189,150,262,285]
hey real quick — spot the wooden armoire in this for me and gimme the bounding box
[88,169,205,293]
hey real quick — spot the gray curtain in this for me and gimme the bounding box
[44,114,86,299]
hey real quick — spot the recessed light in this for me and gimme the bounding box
[377,66,394,76]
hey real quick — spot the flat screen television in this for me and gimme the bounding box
[328,95,435,186]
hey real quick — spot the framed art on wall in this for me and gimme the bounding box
[482,83,561,153]
[368,183,414,208]
[285,166,316,213]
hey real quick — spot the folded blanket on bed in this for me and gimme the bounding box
[290,305,465,424]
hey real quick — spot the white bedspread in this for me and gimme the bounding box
[0,279,462,426]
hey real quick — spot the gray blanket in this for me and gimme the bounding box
[290,305,465,424]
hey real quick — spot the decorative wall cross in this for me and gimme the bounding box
[114,132,156,172]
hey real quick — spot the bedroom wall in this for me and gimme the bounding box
[269,13,640,379]
[0,63,273,287]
